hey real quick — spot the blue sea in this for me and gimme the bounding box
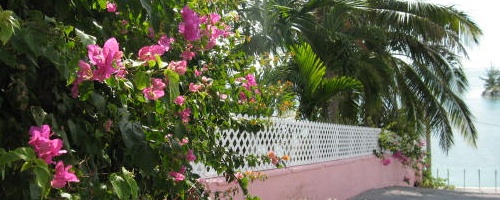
[432,68,500,188]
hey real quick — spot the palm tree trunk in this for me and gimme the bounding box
[425,121,432,174]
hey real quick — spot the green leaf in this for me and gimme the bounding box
[75,28,96,46]
[133,71,150,90]
[20,161,31,172]
[7,147,36,164]
[31,106,48,126]
[110,173,130,199]
[164,69,180,102]
[0,10,20,45]
[33,163,51,197]
[121,168,138,199]
[118,121,145,149]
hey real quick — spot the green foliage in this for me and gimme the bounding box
[421,168,455,190]
[0,9,20,45]
[0,0,295,199]
[288,43,362,120]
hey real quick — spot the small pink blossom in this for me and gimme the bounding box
[28,125,67,164]
[121,20,128,26]
[234,172,244,179]
[51,161,79,188]
[179,108,191,123]
[239,92,247,102]
[209,13,221,24]
[242,74,257,90]
[106,2,117,13]
[77,61,93,80]
[168,60,187,75]
[201,76,212,84]
[181,50,196,61]
[158,35,174,51]
[219,93,228,100]
[143,78,166,100]
[194,69,202,77]
[179,138,189,145]
[382,158,391,166]
[178,6,201,41]
[169,171,185,182]
[189,83,202,92]
[174,95,185,106]
[186,150,196,162]
[87,38,124,82]
[392,151,402,158]
[138,45,166,62]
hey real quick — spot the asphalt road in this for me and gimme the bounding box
[349,186,500,200]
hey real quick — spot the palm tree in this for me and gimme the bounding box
[240,0,481,152]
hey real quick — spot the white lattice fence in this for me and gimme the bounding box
[192,118,381,178]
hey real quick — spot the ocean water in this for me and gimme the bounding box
[432,68,500,188]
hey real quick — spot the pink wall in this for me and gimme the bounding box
[204,155,416,200]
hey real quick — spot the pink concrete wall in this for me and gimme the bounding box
[204,155,416,200]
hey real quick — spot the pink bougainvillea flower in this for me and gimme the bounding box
[209,13,221,24]
[188,83,202,93]
[178,108,191,123]
[218,93,228,100]
[201,76,212,84]
[194,69,202,77]
[234,172,244,179]
[51,161,80,188]
[158,35,174,51]
[138,45,166,62]
[168,60,187,75]
[178,6,201,41]
[382,158,391,166]
[174,95,185,106]
[179,138,189,145]
[106,2,117,13]
[169,171,185,182]
[392,151,402,158]
[169,166,187,182]
[28,125,67,164]
[239,92,247,102]
[77,61,93,80]
[181,50,196,61]
[241,74,257,90]
[142,78,166,100]
[186,150,196,162]
[87,38,124,82]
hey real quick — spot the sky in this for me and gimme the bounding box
[427,0,500,69]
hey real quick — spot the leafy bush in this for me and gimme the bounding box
[0,1,294,199]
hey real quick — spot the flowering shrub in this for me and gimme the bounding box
[0,1,295,199]
[374,129,427,184]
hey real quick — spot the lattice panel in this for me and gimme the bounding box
[192,118,381,178]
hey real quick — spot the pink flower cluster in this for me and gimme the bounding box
[72,38,126,98]
[28,125,79,188]
[138,35,174,63]
[178,6,231,49]
[392,151,410,165]
[142,78,167,100]
[236,74,260,103]
[169,166,186,182]
[28,125,67,164]
[179,6,201,41]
